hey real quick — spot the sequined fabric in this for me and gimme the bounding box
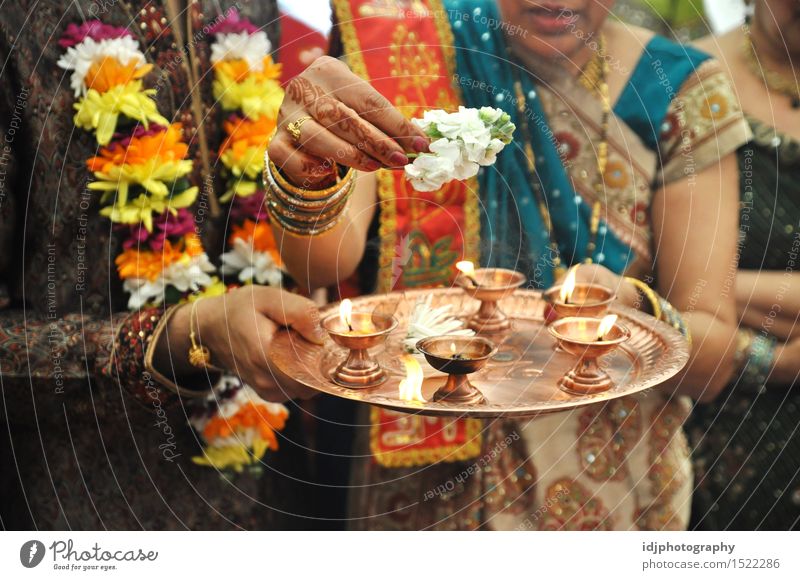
[688,119,800,530]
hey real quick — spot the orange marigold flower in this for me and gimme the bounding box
[84,56,154,93]
[202,401,287,451]
[219,114,276,155]
[87,123,189,172]
[213,56,282,83]
[228,219,282,265]
[115,233,202,281]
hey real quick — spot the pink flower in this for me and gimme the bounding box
[113,124,168,148]
[59,20,131,48]
[119,208,197,251]
[207,8,259,35]
[230,190,267,222]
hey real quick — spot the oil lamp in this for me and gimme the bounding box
[322,299,398,388]
[548,314,631,395]
[543,266,615,320]
[416,335,496,404]
[455,261,526,333]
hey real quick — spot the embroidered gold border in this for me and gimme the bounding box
[376,170,399,293]
[331,0,369,79]
[369,407,483,468]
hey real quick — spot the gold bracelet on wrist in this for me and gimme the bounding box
[623,276,663,321]
[188,298,213,369]
[266,157,355,200]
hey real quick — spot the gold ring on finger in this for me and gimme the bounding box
[286,116,313,143]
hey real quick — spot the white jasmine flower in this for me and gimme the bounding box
[403,295,474,353]
[211,31,272,72]
[404,106,515,192]
[57,36,146,96]
[220,237,283,286]
[123,253,216,309]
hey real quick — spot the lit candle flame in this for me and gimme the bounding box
[559,266,578,304]
[339,299,353,330]
[456,260,479,285]
[597,314,618,340]
[450,342,457,354]
[398,355,425,402]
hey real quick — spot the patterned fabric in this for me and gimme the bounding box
[688,118,800,530]
[343,0,749,530]
[0,0,315,530]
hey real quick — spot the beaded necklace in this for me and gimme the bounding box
[510,35,611,278]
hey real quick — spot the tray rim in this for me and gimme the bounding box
[271,288,690,418]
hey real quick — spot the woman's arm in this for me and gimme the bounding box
[271,171,377,291]
[266,56,429,291]
[736,270,800,341]
[651,153,740,402]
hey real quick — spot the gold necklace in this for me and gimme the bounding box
[743,25,800,109]
[510,36,610,277]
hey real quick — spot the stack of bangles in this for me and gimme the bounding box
[733,327,777,392]
[624,277,692,347]
[264,152,357,237]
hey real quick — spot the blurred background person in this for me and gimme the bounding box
[687,0,800,530]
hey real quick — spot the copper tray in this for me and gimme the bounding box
[269,288,690,418]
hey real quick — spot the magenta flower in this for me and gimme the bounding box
[119,208,197,251]
[59,20,131,48]
[113,124,168,148]
[230,190,267,222]
[207,8,259,35]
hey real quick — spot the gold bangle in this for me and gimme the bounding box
[143,304,218,399]
[624,276,663,321]
[266,156,354,200]
[268,196,351,238]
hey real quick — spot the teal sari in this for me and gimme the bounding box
[446,0,711,287]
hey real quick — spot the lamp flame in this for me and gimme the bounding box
[456,260,478,284]
[339,299,353,330]
[597,314,618,340]
[398,355,425,402]
[559,266,578,303]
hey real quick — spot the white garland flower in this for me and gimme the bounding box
[210,31,272,72]
[122,253,216,309]
[405,106,515,192]
[57,36,146,97]
[403,295,474,352]
[220,237,283,286]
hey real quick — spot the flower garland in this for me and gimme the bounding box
[58,12,287,474]
[210,15,285,287]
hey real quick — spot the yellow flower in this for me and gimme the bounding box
[213,70,283,119]
[220,143,265,179]
[192,443,256,472]
[187,277,227,301]
[220,180,258,203]
[99,187,198,230]
[74,81,168,145]
[89,157,194,205]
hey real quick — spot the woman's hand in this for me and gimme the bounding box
[155,286,326,402]
[555,263,640,309]
[267,55,430,187]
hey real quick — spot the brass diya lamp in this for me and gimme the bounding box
[543,266,616,320]
[455,261,526,333]
[322,299,398,388]
[548,314,631,395]
[416,335,496,404]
